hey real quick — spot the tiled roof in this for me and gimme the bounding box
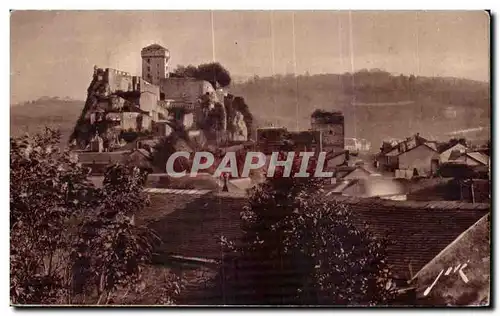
[410,214,490,306]
[77,151,130,164]
[382,134,430,156]
[319,195,489,280]
[138,192,246,263]
[138,190,489,282]
[466,152,489,166]
[396,142,437,157]
[437,142,467,154]
[448,151,489,166]
[142,43,167,51]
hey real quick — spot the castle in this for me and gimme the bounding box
[70,44,251,152]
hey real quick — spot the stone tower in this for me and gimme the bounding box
[310,110,345,150]
[141,44,170,85]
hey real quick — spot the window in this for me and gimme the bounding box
[147,66,151,72]
[147,58,150,63]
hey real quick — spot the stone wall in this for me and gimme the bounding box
[160,78,215,105]
[106,68,133,93]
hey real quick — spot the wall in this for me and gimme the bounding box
[461,179,490,203]
[138,79,160,114]
[398,145,439,177]
[141,115,152,131]
[311,121,344,149]
[183,113,194,129]
[289,130,322,154]
[160,78,215,105]
[256,127,288,155]
[109,96,127,111]
[153,121,173,137]
[121,112,140,131]
[105,68,133,93]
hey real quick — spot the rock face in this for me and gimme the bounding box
[224,94,254,142]
[231,111,248,142]
[69,67,156,150]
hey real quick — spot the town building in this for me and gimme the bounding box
[377,134,441,178]
[256,127,289,154]
[310,110,345,150]
[396,142,439,178]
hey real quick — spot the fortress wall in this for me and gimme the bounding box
[105,68,133,93]
[138,78,160,114]
[160,78,214,104]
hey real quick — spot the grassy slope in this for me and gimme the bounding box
[10,98,83,145]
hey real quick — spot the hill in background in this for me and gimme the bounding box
[232,70,490,146]
[10,97,83,144]
[10,70,490,148]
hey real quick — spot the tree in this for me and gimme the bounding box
[172,62,232,89]
[219,153,396,305]
[171,64,198,79]
[196,62,231,88]
[10,128,170,305]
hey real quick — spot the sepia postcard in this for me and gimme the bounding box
[10,10,491,307]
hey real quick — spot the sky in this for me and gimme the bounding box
[10,10,490,104]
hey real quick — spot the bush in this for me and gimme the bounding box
[10,128,174,305]
[219,153,396,305]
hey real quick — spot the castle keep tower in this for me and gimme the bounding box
[141,44,170,85]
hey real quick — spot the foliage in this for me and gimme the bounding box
[10,128,170,305]
[311,109,343,119]
[172,62,232,88]
[219,153,396,305]
[10,128,92,304]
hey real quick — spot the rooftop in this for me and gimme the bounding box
[410,214,490,306]
[137,190,489,281]
[141,43,168,51]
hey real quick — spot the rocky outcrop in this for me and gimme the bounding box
[69,66,255,154]
[224,94,254,141]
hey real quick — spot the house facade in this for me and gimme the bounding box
[397,143,439,177]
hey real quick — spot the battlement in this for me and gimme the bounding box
[106,68,131,77]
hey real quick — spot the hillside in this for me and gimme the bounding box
[10,97,83,144]
[10,70,491,149]
[231,70,490,147]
